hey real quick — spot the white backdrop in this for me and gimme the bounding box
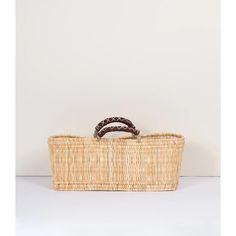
[16,0,220,176]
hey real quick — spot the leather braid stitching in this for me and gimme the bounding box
[97,126,140,138]
[95,117,136,132]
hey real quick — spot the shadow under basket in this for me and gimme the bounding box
[48,133,185,191]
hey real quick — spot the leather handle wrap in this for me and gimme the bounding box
[96,126,140,138]
[95,117,136,132]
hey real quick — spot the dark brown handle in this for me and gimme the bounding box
[94,117,140,138]
[95,117,136,132]
[96,126,140,138]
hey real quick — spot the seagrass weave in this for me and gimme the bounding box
[48,131,185,191]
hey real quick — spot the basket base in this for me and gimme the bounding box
[53,182,179,191]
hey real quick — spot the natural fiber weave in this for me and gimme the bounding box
[48,133,184,191]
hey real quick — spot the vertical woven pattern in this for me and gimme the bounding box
[48,134,184,191]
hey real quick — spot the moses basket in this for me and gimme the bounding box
[48,117,185,191]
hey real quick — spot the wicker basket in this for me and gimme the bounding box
[48,117,185,191]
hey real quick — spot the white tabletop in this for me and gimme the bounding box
[16,177,220,236]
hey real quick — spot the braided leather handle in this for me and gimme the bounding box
[94,117,140,138]
[95,117,136,132]
[97,126,140,138]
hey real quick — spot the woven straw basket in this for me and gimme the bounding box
[48,117,185,191]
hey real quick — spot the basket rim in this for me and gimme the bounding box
[48,133,185,142]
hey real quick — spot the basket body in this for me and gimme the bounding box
[48,134,184,191]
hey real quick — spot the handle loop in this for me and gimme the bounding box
[95,117,136,132]
[94,117,140,138]
[96,126,140,138]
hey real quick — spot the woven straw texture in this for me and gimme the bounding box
[48,134,184,191]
